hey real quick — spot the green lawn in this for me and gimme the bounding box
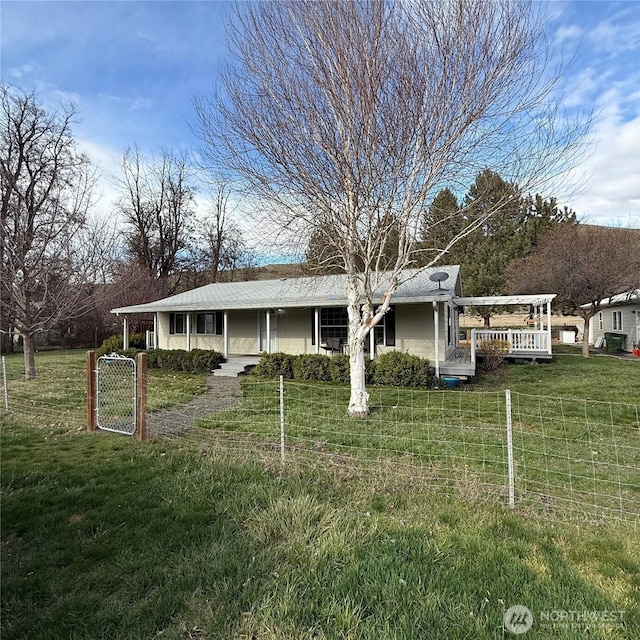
[1,418,639,639]
[1,349,639,638]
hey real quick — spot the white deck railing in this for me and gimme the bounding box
[471,329,550,363]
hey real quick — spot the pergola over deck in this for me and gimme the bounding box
[454,294,556,370]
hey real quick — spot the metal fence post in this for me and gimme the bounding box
[505,389,515,509]
[86,351,97,431]
[279,375,285,464]
[2,356,8,412]
[136,352,147,441]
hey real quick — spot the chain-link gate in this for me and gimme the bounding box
[96,354,137,435]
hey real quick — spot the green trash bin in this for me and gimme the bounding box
[604,332,626,353]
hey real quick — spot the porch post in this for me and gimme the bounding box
[223,311,229,359]
[433,301,440,379]
[546,300,552,355]
[266,310,271,355]
[314,308,320,354]
[153,313,158,349]
[186,313,191,352]
[369,327,374,360]
[123,317,129,350]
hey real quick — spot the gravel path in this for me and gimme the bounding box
[147,375,242,438]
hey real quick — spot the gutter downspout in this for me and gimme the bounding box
[123,317,129,350]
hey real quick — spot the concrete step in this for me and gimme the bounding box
[213,357,261,377]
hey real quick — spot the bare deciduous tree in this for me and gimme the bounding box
[508,224,640,357]
[199,184,252,283]
[1,85,97,378]
[196,0,590,416]
[114,146,196,294]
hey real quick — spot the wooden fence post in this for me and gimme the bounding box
[136,352,147,441]
[86,350,97,432]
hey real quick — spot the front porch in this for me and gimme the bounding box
[440,328,553,378]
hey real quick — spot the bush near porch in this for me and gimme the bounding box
[253,351,436,388]
[95,335,224,374]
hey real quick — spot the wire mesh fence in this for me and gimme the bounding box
[2,352,638,523]
[193,378,640,522]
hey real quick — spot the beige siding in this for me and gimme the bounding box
[389,303,434,359]
[277,308,315,354]
[156,303,451,359]
[229,310,259,355]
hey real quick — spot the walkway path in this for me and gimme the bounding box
[147,375,242,438]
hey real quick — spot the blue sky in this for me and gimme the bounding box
[1,0,639,231]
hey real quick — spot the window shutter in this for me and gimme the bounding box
[386,306,396,346]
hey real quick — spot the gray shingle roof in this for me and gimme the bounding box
[111,266,461,315]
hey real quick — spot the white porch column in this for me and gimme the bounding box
[546,300,553,355]
[186,313,191,352]
[266,310,271,355]
[369,327,374,360]
[223,311,229,359]
[153,313,158,349]
[123,317,129,350]
[433,301,440,379]
[314,308,320,354]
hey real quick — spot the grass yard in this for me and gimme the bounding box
[1,418,639,639]
[1,348,639,638]
[1,349,208,416]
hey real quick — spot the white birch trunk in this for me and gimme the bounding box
[346,276,370,417]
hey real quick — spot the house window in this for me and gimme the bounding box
[320,307,349,343]
[598,312,603,331]
[317,306,395,347]
[612,310,623,331]
[196,311,223,335]
[373,306,396,346]
[169,313,187,334]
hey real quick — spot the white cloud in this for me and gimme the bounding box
[76,138,124,222]
[588,14,640,56]
[564,112,640,225]
[8,64,34,80]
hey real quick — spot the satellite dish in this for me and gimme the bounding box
[429,271,450,289]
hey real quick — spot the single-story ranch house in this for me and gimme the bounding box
[112,266,556,378]
[584,290,640,353]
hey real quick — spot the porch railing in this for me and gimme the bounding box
[470,329,550,364]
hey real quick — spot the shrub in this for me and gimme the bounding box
[97,333,146,357]
[478,339,510,372]
[373,351,435,388]
[292,354,331,381]
[329,354,350,383]
[253,352,295,379]
[191,349,224,373]
[253,351,435,388]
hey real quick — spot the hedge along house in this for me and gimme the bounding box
[584,290,640,353]
[112,266,556,378]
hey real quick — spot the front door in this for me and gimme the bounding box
[259,310,277,353]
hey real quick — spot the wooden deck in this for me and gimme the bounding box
[440,347,475,377]
[439,346,552,378]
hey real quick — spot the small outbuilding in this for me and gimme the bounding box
[584,290,640,353]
